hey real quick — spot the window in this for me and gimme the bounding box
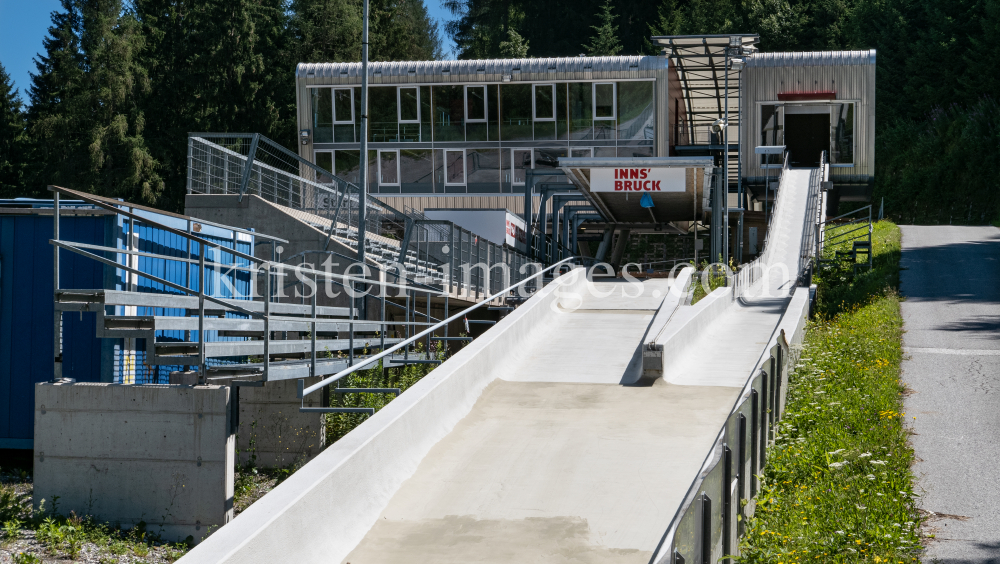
[569,83,593,140]
[334,88,354,124]
[571,148,592,158]
[594,83,616,120]
[466,149,501,193]
[432,85,464,142]
[617,81,653,140]
[369,87,398,142]
[398,87,419,123]
[445,150,465,185]
[312,88,333,143]
[831,103,855,166]
[533,84,556,121]
[500,84,532,141]
[400,149,433,193]
[505,149,531,187]
[314,151,334,183]
[466,86,487,122]
[759,104,783,166]
[379,150,399,186]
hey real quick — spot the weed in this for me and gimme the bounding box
[2,518,22,545]
[12,552,42,564]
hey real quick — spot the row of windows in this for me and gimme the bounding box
[310,81,654,144]
[315,145,654,194]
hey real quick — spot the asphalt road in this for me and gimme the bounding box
[900,225,1000,564]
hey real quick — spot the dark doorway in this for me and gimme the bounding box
[785,113,830,167]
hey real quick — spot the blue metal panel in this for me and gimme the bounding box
[0,217,15,439]
[0,213,110,443]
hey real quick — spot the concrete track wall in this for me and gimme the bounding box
[651,285,811,563]
[178,269,591,564]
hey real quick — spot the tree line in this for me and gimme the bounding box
[1,0,998,222]
[0,0,441,210]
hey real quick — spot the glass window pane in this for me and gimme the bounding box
[334,150,361,185]
[433,85,464,142]
[594,146,617,158]
[488,85,499,141]
[533,148,568,177]
[832,103,854,164]
[315,152,333,182]
[334,88,353,123]
[369,87,398,142]
[594,83,615,119]
[380,151,399,185]
[535,85,554,120]
[617,81,654,140]
[512,149,530,185]
[467,86,486,121]
[446,151,464,184]
[557,83,568,139]
[571,148,592,158]
[399,87,419,122]
[569,83,592,140]
[400,150,432,193]
[312,88,333,143]
[534,120,556,141]
[466,149,500,193]
[421,86,432,141]
[760,105,783,165]
[501,84,532,141]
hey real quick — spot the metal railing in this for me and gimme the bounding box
[49,186,496,387]
[298,257,578,406]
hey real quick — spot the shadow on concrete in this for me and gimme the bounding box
[928,539,1000,564]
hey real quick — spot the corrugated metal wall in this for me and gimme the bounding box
[0,212,114,448]
[741,50,876,183]
[0,205,254,448]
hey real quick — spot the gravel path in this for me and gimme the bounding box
[899,225,1000,563]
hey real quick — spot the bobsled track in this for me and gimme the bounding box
[179,164,824,564]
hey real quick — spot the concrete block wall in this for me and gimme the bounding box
[34,383,234,543]
[237,378,324,468]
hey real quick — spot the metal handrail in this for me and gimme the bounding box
[299,257,577,399]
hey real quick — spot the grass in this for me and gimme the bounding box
[738,221,922,563]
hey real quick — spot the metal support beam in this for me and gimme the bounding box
[594,229,614,261]
[237,133,260,201]
[609,228,632,267]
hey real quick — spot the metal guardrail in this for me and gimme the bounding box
[49,186,492,387]
[297,257,578,406]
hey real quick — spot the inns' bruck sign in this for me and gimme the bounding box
[590,168,686,193]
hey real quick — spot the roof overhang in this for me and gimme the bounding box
[558,157,715,224]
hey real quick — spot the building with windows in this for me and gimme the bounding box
[294,38,875,262]
[295,56,682,215]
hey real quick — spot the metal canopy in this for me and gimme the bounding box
[558,156,714,224]
[650,35,759,141]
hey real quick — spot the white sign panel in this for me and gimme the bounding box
[505,212,527,252]
[590,167,686,193]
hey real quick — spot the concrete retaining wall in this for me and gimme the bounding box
[178,268,591,564]
[34,383,234,543]
[236,378,324,468]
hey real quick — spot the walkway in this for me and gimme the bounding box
[900,225,1000,563]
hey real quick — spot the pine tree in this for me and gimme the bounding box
[583,0,622,56]
[498,28,529,58]
[289,0,364,63]
[79,0,163,204]
[0,62,28,197]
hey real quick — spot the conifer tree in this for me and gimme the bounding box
[26,0,87,194]
[0,62,28,197]
[583,0,622,56]
[498,28,530,58]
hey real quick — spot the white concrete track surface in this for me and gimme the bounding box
[665,168,815,388]
[341,172,818,563]
[178,169,819,564]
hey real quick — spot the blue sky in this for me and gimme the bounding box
[0,0,456,103]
